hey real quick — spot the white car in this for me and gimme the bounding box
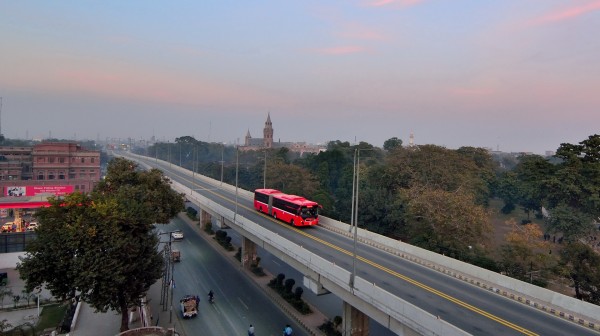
[171,230,184,241]
[27,222,39,231]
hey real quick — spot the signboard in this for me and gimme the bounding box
[5,185,75,197]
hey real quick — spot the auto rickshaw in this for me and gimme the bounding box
[171,249,181,262]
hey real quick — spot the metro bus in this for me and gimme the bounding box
[253,189,320,227]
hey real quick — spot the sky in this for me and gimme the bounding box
[1,1,599,154]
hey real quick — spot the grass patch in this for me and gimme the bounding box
[36,303,68,331]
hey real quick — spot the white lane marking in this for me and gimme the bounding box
[238,297,249,310]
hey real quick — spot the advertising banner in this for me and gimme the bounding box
[5,185,75,197]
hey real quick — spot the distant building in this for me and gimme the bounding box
[241,113,325,155]
[0,141,101,196]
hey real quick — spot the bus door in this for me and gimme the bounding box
[267,195,274,215]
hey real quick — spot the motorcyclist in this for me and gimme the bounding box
[208,290,214,303]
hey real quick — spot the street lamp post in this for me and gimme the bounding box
[220,144,225,186]
[234,146,239,222]
[350,148,371,289]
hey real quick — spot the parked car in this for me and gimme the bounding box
[27,222,39,231]
[171,230,184,241]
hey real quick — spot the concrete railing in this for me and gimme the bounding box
[319,217,600,330]
[119,151,600,332]
[169,178,470,336]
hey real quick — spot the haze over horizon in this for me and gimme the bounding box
[1,1,599,155]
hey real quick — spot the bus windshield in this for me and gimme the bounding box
[299,206,318,219]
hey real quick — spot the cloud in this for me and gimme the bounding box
[364,0,425,8]
[528,1,600,25]
[314,46,366,55]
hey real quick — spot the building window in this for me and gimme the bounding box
[59,158,65,163]
[91,158,95,163]
[75,185,79,190]
[38,172,44,180]
[59,171,65,179]
[48,157,55,163]
[69,173,76,179]
[48,171,55,180]
[81,158,85,163]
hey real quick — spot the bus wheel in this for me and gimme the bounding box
[290,220,294,226]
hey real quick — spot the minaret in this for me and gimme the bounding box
[245,129,252,146]
[409,131,414,147]
[263,112,273,148]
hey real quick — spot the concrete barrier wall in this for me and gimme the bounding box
[319,217,600,324]
[169,178,470,336]
[121,152,599,329]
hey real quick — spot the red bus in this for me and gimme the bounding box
[253,189,320,227]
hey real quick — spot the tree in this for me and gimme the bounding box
[383,137,403,151]
[558,242,600,304]
[404,188,491,259]
[499,221,554,282]
[18,158,184,332]
[546,204,593,242]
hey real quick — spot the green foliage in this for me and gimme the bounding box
[36,303,68,333]
[284,278,295,293]
[204,221,214,234]
[383,137,402,151]
[319,318,342,336]
[17,158,184,332]
[186,207,198,220]
[557,242,600,303]
[267,274,311,315]
[214,230,234,251]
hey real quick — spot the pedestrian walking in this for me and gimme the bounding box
[248,324,255,336]
[283,324,293,335]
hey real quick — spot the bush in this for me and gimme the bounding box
[521,219,532,225]
[235,247,241,261]
[319,318,342,336]
[204,222,214,234]
[294,287,303,300]
[186,207,198,220]
[284,278,295,293]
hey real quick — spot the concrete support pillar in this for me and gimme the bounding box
[342,301,369,336]
[199,209,212,228]
[241,237,257,269]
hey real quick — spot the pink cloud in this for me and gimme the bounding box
[315,46,366,55]
[364,0,424,8]
[528,1,600,25]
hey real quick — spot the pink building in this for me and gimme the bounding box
[0,142,101,196]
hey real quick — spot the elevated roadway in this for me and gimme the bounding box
[118,152,600,336]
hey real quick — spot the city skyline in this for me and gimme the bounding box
[1,1,599,154]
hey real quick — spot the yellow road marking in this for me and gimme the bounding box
[142,156,540,336]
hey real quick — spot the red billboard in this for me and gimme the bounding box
[5,185,75,197]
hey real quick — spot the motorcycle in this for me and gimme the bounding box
[208,291,215,304]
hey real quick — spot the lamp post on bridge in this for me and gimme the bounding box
[234,145,239,223]
[349,147,372,289]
